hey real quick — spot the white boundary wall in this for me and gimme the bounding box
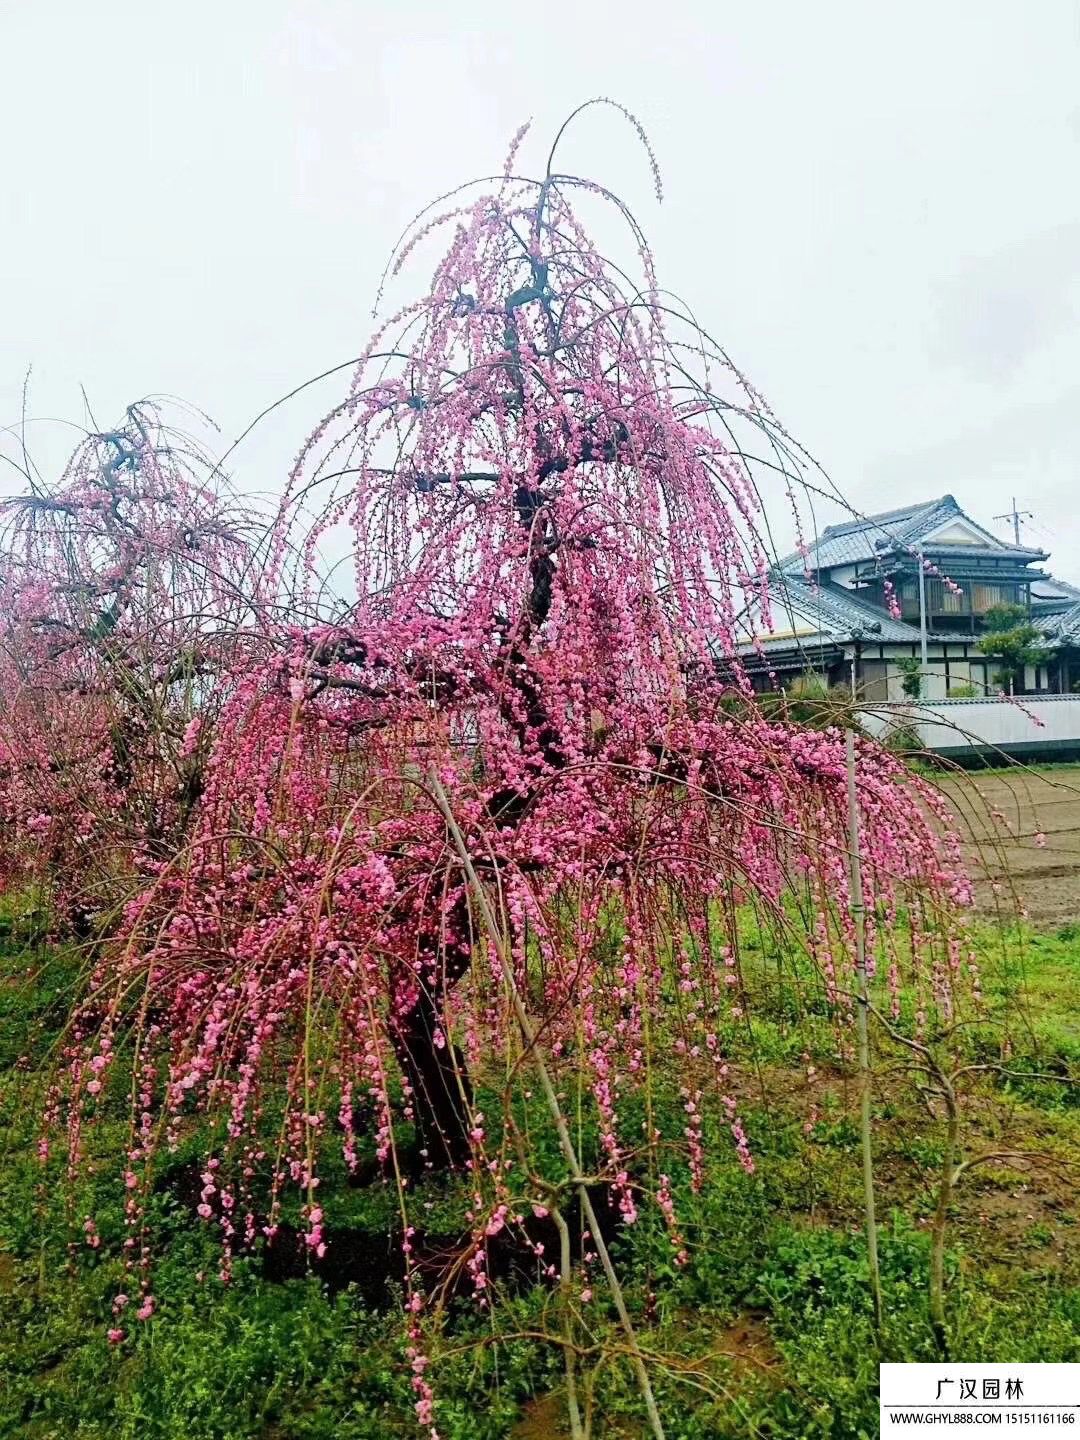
[859,696,1080,757]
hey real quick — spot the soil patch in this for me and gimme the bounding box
[934,769,1080,926]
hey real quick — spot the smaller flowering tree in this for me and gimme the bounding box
[0,402,262,928]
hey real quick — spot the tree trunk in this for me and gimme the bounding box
[391,986,474,1168]
[388,506,559,1167]
[389,890,475,1169]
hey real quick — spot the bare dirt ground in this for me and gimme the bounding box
[933,765,1080,927]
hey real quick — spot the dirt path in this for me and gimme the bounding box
[933,766,1080,927]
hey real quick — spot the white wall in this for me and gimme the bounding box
[860,696,1080,756]
[829,564,859,589]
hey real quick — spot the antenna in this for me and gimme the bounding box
[993,496,1034,546]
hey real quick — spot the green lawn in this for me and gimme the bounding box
[1,910,1077,1440]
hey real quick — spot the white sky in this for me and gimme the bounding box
[3,1,1079,574]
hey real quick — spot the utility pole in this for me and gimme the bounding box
[916,545,929,672]
[993,496,1033,547]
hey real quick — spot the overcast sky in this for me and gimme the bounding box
[3,1,1079,574]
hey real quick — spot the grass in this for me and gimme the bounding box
[941,760,1080,778]
[1,908,1078,1439]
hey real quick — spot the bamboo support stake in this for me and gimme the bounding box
[845,727,884,1332]
[428,770,666,1440]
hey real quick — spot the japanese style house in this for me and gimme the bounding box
[738,495,1080,701]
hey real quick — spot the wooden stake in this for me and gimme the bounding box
[429,770,666,1440]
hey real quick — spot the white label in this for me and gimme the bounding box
[881,1365,1080,1437]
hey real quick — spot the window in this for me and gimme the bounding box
[972,583,1018,612]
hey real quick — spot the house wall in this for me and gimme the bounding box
[890,652,970,702]
[859,660,889,701]
[1024,663,1051,692]
[827,564,859,590]
[771,648,1071,702]
[847,646,994,704]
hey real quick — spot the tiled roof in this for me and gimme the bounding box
[1039,601,1080,647]
[772,576,919,640]
[778,494,1045,573]
[1032,576,1080,606]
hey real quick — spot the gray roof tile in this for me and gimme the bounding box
[779,494,1046,573]
[1039,601,1080,646]
[750,574,921,647]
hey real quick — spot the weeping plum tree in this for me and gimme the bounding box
[0,402,262,931]
[21,107,983,1428]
